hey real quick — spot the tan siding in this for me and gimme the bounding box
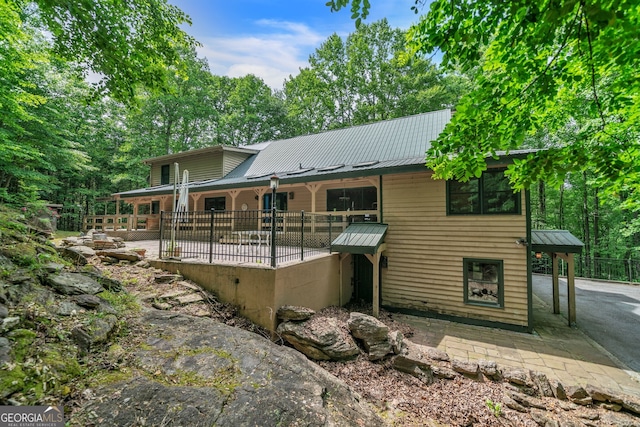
[381,171,529,327]
[223,151,252,175]
[149,154,223,186]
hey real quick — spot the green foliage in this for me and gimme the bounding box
[485,399,502,417]
[283,19,469,134]
[98,291,141,315]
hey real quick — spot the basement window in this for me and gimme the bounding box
[463,258,504,308]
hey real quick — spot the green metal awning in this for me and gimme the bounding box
[531,230,584,254]
[331,223,388,255]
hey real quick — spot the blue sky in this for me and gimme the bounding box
[168,0,423,89]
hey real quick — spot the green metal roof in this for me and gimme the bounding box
[531,230,584,254]
[331,223,388,255]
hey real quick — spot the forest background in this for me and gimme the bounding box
[1,0,638,280]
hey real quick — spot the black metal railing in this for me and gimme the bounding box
[159,209,346,267]
[532,254,640,283]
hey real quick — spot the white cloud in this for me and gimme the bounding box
[197,20,325,89]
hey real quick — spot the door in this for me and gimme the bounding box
[354,254,373,303]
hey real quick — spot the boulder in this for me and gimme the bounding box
[0,304,8,319]
[530,371,554,397]
[72,314,118,352]
[622,394,640,416]
[549,378,567,400]
[56,301,82,316]
[95,250,141,262]
[277,317,360,361]
[478,359,500,380]
[347,312,392,360]
[58,246,95,264]
[43,262,65,273]
[77,310,384,427]
[0,337,10,365]
[451,359,479,377]
[502,368,531,387]
[432,365,457,380]
[585,384,623,404]
[392,340,437,383]
[388,330,404,354]
[46,272,104,295]
[73,294,102,309]
[154,273,183,284]
[277,305,315,321]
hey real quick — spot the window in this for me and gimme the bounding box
[204,197,226,211]
[160,164,170,185]
[263,193,287,211]
[151,201,160,214]
[447,169,520,215]
[327,186,377,211]
[463,258,504,307]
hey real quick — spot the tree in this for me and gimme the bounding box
[32,0,197,100]
[283,19,467,134]
[328,0,640,231]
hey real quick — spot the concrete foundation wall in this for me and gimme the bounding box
[151,253,341,330]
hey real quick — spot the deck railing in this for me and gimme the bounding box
[83,214,159,232]
[158,209,361,267]
[533,254,640,283]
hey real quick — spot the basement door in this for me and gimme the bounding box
[354,254,373,303]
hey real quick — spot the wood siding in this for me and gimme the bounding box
[149,154,224,186]
[381,171,529,327]
[223,151,252,176]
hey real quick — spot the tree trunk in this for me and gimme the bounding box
[582,172,591,276]
[538,180,546,228]
[593,188,600,259]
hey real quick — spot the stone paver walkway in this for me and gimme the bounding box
[396,293,640,397]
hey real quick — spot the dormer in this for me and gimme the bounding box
[144,145,260,187]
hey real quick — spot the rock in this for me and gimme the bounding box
[622,394,640,416]
[503,394,529,413]
[566,385,592,405]
[46,272,104,295]
[58,246,94,264]
[43,262,65,273]
[478,359,500,380]
[550,378,568,400]
[432,365,457,380]
[135,261,151,268]
[0,337,10,365]
[451,359,479,377]
[530,371,554,397]
[502,368,531,386]
[0,304,8,319]
[347,312,392,360]
[1,316,20,332]
[506,390,547,410]
[154,273,183,284]
[56,301,81,316]
[598,402,622,411]
[276,305,315,321]
[585,384,623,404]
[158,289,191,299]
[392,341,434,383]
[175,293,204,305]
[83,272,123,292]
[95,250,140,262]
[72,314,118,352]
[531,408,558,426]
[389,330,403,354]
[152,302,173,310]
[78,310,384,427]
[73,294,102,309]
[277,317,360,361]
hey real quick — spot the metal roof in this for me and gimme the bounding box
[116,109,542,199]
[331,223,388,255]
[531,230,584,254]
[142,145,260,164]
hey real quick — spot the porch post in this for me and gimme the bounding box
[552,252,560,314]
[229,190,240,231]
[365,243,386,318]
[560,253,577,326]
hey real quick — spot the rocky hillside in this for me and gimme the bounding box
[0,207,382,425]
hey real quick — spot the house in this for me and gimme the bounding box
[94,109,545,332]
